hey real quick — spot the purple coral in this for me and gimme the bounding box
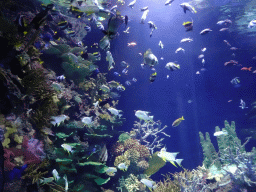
[26,138,46,160]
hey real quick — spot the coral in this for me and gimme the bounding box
[118,133,131,143]
[136,144,151,160]
[137,160,149,171]
[124,138,140,151]
[21,159,49,184]
[117,174,140,192]
[144,151,166,176]
[132,118,170,154]
[112,142,125,156]
[25,137,46,160]
[114,155,130,167]
[154,173,181,192]
[124,149,140,163]
[199,131,221,169]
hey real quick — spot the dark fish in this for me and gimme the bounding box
[99,98,111,107]
[58,21,68,30]
[67,23,73,30]
[68,6,84,18]
[125,15,128,27]
[31,4,54,30]
[84,25,91,32]
[105,10,124,39]
[67,30,76,37]
[149,72,157,83]
[41,32,53,42]
[15,14,28,33]
[81,52,89,60]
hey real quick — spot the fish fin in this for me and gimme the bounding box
[169,160,178,168]
[183,7,187,13]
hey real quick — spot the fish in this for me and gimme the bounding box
[200,28,212,35]
[125,15,128,27]
[175,47,185,53]
[140,6,149,11]
[180,37,193,43]
[121,61,129,67]
[201,47,207,52]
[157,147,183,167]
[128,0,137,8]
[248,19,256,28]
[159,41,164,49]
[198,54,204,59]
[106,51,115,70]
[230,77,240,86]
[81,116,93,125]
[52,169,60,181]
[239,99,248,109]
[214,130,228,137]
[106,167,117,176]
[230,47,238,50]
[140,179,157,191]
[223,40,231,46]
[98,144,108,162]
[67,30,76,37]
[172,116,184,127]
[202,59,205,64]
[84,25,91,32]
[108,107,122,117]
[165,62,180,71]
[103,10,124,39]
[224,60,238,66]
[63,175,68,192]
[128,42,137,47]
[61,144,73,154]
[117,163,128,171]
[135,110,153,121]
[180,3,197,14]
[123,27,130,33]
[117,85,125,91]
[219,28,229,32]
[122,68,128,75]
[143,49,158,67]
[51,115,69,127]
[110,5,118,12]
[165,0,175,6]
[149,72,157,83]
[125,81,131,86]
[100,84,111,92]
[58,21,68,30]
[108,80,120,88]
[148,21,157,37]
[99,98,112,107]
[241,67,252,71]
[182,19,193,31]
[141,9,149,24]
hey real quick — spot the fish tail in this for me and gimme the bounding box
[249,67,252,71]
[181,116,184,120]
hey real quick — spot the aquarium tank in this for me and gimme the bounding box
[1,0,256,191]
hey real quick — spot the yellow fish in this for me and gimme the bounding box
[172,116,184,127]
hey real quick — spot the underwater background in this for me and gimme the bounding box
[1,0,256,191]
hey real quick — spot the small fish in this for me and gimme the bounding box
[202,58,205,64]
[114,72,121,76]
[122,68,128,75]
[248,19,256,28]
[84,25,91,32]
[117,85,125,91]
[81,116,93,125]
[140,6,149,11]
[121,61,129,67]
[198,54,204,59]
[118,163,128,171]
[224,40,231,46]
[56,75,65,81]
[175,47,185,53]
[167,75,169,79]
[219,28,229,32]
[52,169,60,181]
[140,179,157,191]
[224,60,238,66]
[123,27,130,33]
[128,0,137,8]
[58,20,68,30]
[214,130,228,137]
[172,116,184,127]
[228,100,232,102]
[180,37,193,43]
[61,144,73,154]
[67,30,76,37]
[196,71,200,74]
[165,0,175,6]
[108,107,122,117]
[201,47,207,52]
[125,15,128,27]
[135,110,153,121]
[241,67,252,71]
[141,9,149,24]
[165,62,180,71]
[149,72,157,83]
[159,41,164,49]
[200,28,212,35]
[239,99,248,109]
[180,3,197,14]
[230,47,238,50]
[128,42,137,46]
[106,167,117,176]
[125,80,131,86]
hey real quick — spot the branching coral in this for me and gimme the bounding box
[132,119,170,154]
[117,174,140,192]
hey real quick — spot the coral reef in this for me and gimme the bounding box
[132,119,170,154]
[117,174,140,192]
